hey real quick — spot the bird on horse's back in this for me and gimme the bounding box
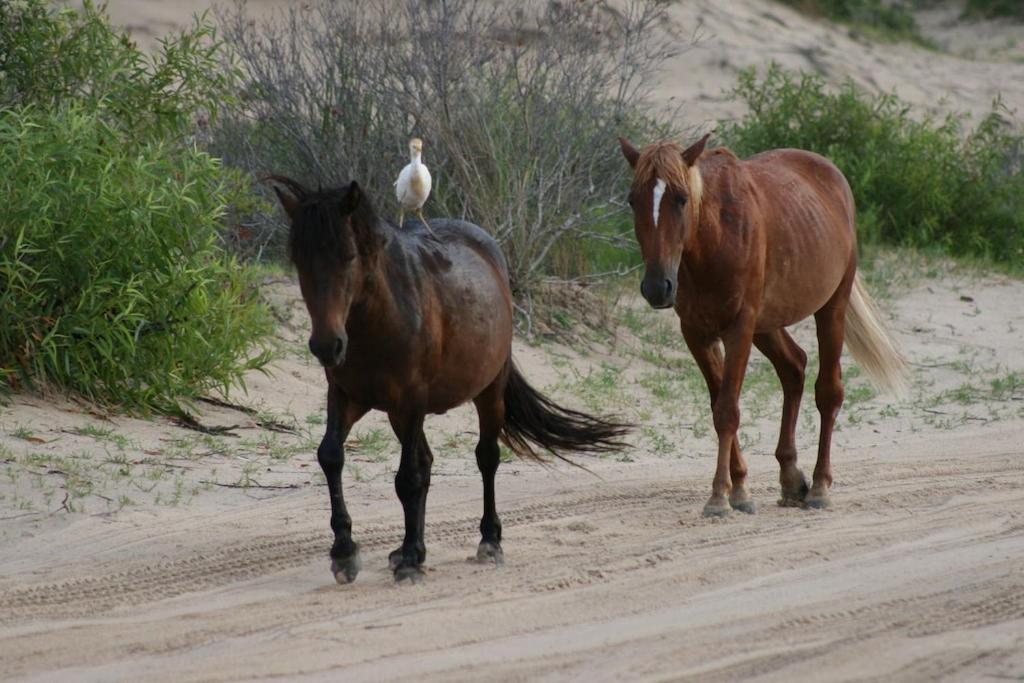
[268,175,629,584]
[619,134,907,517]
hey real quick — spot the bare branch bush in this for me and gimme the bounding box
[212,0,686,295]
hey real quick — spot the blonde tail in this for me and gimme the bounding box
[844,275,909,396]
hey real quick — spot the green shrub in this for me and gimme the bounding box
[0,105,272,411]
[720,65,1024,264]
[962,0,1024,20]
[775,0,928,44]
[0,1,272,411]
[0,0,235,135]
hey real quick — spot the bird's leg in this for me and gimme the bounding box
[417,210,437,237]
[398,209,405,228]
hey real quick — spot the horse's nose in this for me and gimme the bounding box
[640,273,676,309]
[308,335,347,367]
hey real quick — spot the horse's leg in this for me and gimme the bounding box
[415,431,434,553]
[753,329,811,507]
[807,309,847,509]
[683,331,754,514]
[686,322,755,517]
[808,273,854,509]
[472,374,506,564]
[388,411,431,582]
[320,383,368,584]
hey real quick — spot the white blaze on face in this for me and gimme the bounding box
[651,178,667,229]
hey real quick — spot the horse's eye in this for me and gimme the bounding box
[678,196,688,206]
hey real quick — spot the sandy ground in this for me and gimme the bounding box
[4,2,1024,681]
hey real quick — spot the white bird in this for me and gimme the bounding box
[394,137,435,236]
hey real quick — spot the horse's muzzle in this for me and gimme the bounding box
[309,335,347,368]
[640,272,676,309]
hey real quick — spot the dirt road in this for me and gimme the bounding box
[3,420,1023,681]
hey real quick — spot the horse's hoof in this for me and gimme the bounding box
[394,565,426,584]
[779,469,810,507]
[474,541,504,566]
[331,549,361,585]
[805,493,831,510]
[728,486,756,514]
[730,499,757,514]
[703,498,732,518]
[389,546,425,571]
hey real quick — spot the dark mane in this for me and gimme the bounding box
[267,176,380,268]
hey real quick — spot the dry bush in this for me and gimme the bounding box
[212,0,685,295]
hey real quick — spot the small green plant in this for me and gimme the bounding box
[349,428,390,461]
[991,372,1023,399]
[73,424,132,450]
[9,424,36,441]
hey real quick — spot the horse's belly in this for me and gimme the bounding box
[757,267,846,330]
[758,223,853,329]
[427,278,513,413]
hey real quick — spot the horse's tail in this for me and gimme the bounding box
[500,360,631,463]
[844,274,910,396]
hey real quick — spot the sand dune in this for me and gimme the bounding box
[653,0,1024,127]
[77,0,1024,127]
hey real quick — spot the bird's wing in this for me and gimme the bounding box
[395,163,413,202]
[420,165,432,200]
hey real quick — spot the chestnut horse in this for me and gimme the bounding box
[269,176,629,583]
[618,134,907,516]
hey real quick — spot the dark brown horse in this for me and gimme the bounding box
[269,176,628,583]
[618,134,907,516]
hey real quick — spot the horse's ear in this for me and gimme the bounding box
[339,180,361,216]
[619,137,640,169]
[682,133,711,167]
[273,186,300,218]
[264,174,306,218]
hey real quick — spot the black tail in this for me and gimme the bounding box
[501,360,631,463]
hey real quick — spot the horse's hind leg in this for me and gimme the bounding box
[808,277,854,509]
[388,411,431,582]
[808,311,845,509]
[320,383,368,584]
[471,373,507,565]
[754,329,811,507]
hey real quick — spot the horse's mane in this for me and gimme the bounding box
[269,176,381,267]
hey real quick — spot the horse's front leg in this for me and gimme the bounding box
[702,319,755,517]
[320,383,368,584]
[388,411,431,582]
[683,330,755,515]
